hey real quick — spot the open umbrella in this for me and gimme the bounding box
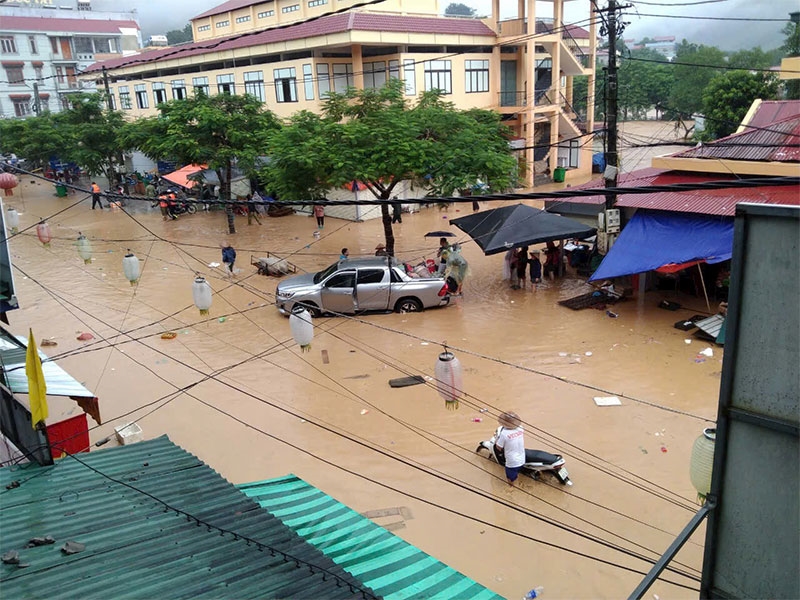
[424,231,456,238]
[450,204,596,255]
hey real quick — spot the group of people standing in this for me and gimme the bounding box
[503,241,563,290]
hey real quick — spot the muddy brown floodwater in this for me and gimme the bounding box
[8,135,716,600]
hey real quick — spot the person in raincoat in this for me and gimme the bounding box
[445,244,469,296]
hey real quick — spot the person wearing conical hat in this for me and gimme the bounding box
[495,411,525,485]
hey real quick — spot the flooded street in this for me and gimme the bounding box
[7,142,718,598]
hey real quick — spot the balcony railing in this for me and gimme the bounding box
[499,90,527,107]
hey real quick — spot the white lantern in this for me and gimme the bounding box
[76,233,92,264]
[36,221,52,246]
[192,276,212,315]
[434,350,463,410]
[122,251,140,286]
[689,427,716,502]
[289,308,314,352]
[6,208,19,233]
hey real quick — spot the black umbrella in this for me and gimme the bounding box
[450,204,596,255]
[424,231,457,238]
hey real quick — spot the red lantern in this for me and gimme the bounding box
[37,221,52,247]
[0,173,18,197]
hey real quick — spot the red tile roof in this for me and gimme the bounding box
[1,16,139,34]
[669,114,800,163]
[84,13,496,73]
[547,167,799,216]
[194,0,261,20]
[744,100,800,131]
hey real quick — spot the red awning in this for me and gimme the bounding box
[8,94,31,100]
[2,61,24,67]
[655,260,705,274]
[162,164,207,189]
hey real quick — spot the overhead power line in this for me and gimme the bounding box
[634,12,790,21]
[622,54,800,75]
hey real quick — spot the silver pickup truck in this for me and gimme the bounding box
[276,257,450,317]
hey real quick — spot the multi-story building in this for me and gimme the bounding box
[0,0,140,118]
[82,0,596,188]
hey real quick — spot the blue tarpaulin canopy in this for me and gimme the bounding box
[590,210,734,281]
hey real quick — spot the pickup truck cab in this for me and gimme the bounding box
[276,257,450,317]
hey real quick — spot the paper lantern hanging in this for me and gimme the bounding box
[6,207,19,233]
[192,275,212,315]
[289,308,314,352]
[36,221,52,247]
[434,349,463,411]
[0,173,18,197]
[122,250,140,286]
[689,427,716,503]
[76,233,92,264]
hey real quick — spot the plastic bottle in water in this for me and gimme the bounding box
[523,586,544,599]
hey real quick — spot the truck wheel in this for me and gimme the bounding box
[395,298,422,313]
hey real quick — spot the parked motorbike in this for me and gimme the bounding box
[476,426,573,485]
[171,200,197,215]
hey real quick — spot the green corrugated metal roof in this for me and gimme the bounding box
[238,475,503,600]
[0,436,377,599]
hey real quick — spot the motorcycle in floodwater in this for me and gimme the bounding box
[476,426,573,485]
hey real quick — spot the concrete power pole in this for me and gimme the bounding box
[604,0,619,210]
[102,66,112,111]
[33,82,42,116]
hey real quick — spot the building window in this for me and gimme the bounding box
[216,20,230,28]
[424,60,452,94]
[50,37,59,54]
[1,37,17,54]
[403,59,416,96]
[317,63,330,97]
[273,67,297,103]
[302,64,314,100]
[172,79,186,100]
[308,0,327,6]
[135,84,149,109]
[193,77,209,96]
[4,66,24,85]
[282,4,300,13]
[197,25,211,32]
[29,36,38,54]
[465,60,489,93]
[389,60,400,80]
[38,96,49,112]
[364,61,386,90]
[235,15,251,23]
[332,63,353,94]
[217,74,235,95]
[118,86,132,109]
[56,67,64,83]
[34,66,43,81]
[244,71,265,102]
[153,82,167,104]
[12,98,30,117]
[258,10,274,18]
[74,37,93,54]
[564,139,580,168]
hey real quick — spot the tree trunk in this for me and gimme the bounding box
[221,164,235,234]
[381,199,395,256]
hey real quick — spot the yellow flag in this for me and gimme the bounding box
[26,328,48,429]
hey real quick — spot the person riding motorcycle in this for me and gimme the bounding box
[158,189,178,220]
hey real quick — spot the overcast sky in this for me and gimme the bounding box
[97,0,797,52]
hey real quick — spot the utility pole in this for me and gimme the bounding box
[604,0,619,210]
[102,66,112,110]
[33,82,41,116]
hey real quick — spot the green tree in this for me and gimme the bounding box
[0,93,129,180]
[617,48,674,119]
[165,24,193,45]
[781,18,800,99]
[669,41,726,119]
[61,93,132,185]
[727,47,774,70]
[123,93,279,233]
[262,80,517,256]
[700,71,780,139]
[444,3,476,17]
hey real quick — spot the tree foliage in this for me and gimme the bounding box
[618,48,674,119]
[0,92,129,182]
[165,24,193,45]
[700,71,780,140]
[444,3,475,17]
[122,92,279,233]
[262,80,517,255]
[669,41,726,118]
[782,20,800,99]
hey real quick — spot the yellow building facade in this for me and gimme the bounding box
[83,0,596,188]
